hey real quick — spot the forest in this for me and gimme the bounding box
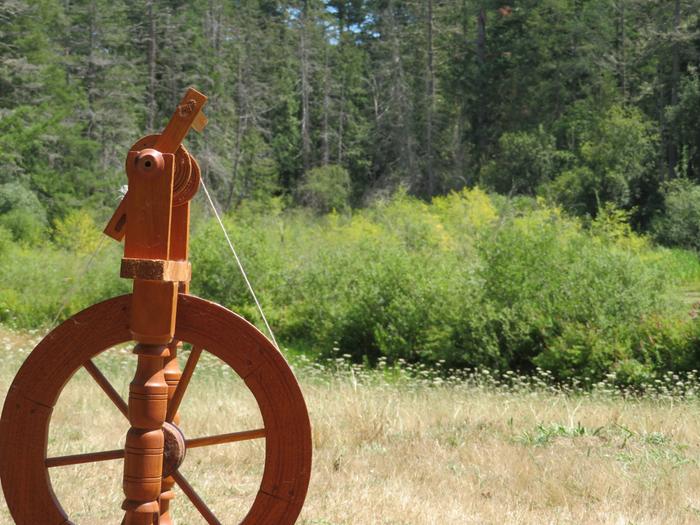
[3,1,700,383]
[2,0,700,232]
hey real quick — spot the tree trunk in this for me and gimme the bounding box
[476,9,486,66]
[337,85,345,164]
[614,0,628,99]
[668,0,681,179]
[87,0,96,141]
[322,47,330,166]
[226,58,247,210]
[300,2,312,172]
[146,0,157,132]
[474,8,487,165]
[425,0,435,197]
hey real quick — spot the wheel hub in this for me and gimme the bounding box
[162,422,186,477]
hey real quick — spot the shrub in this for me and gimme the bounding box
[2,188,700,385]
[480,127,560,196]
[296,165,351,213]
[0,241,127,327]
[0,225,12,255]
[189,189,697,383]
[54,209,102,253]
[0,182,47,243]
[652,179,700,251]
[545,104,658,217]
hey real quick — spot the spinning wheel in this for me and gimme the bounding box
[0,89,312,524]
[1,294,311,524]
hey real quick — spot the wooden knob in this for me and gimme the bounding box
[134,148,164,175]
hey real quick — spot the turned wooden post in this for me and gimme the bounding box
[158,338,181,525]
[111,89,207,524]
[123,344,170,524]
[121,144,177,524]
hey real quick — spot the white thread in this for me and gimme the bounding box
[51,235,108,326]
[200,179,281,350]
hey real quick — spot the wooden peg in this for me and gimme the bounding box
[155,88,208,154]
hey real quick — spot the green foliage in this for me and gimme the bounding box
[1,190,699,385]
[0,182,47,243]
[53,209,102,253]
[296,165,352,213]
[652,179,700,251]
[545,105,658,217]
[0,242,127,327]
[667,69,700,180]
[0,226,13,256]
[0,0,697,237]
[2,0,700,386]
[480,128,560,196]
[188,191,700,384]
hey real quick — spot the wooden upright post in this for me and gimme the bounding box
[123,344,170,524]
[121,146,177,524]
[113,89,207,524]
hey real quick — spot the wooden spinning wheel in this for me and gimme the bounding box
[0,89,312,524]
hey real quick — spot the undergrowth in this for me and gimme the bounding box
[1,189,700,386]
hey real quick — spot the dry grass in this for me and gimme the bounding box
[1,329,700,524]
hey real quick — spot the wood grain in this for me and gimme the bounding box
[155,88,208,154]
[186,429,266,448]
[120,258,191,282]
[46,449,125,468]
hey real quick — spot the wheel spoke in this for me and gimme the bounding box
[83,360,129,419]
[186,428,266,449]
[166,346,202,422]
[171,469,222,525]
[46,448,124,468]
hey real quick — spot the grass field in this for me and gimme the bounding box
[1,327,700,525]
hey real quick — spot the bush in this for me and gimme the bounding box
[0,182,48,243]
[296,164,351,213]
[0,225,12,255]
[652,179,700,251]
[480,127,560,196]
[3,188,700,385]
[545,104,658,217]
[54,209,102,253]
[189,189,700,383]
[0,241,127,327]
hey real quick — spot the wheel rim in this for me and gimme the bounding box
[0,294,312,525]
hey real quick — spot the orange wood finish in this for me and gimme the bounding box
[0,294,312,524]
[129,279,178,344]
[123,150,174,260]
[0,87,311,524]
[120,258,191,282]
[104,197,128,241]
[44,429,267,468]
[159,341,183,525]
[103,88,207,241]
[119,90,206,523]
[154,88,208,154]
[83,359,129,418]
[122,344,170,524]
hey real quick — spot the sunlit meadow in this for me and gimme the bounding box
[1,327,700,525]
